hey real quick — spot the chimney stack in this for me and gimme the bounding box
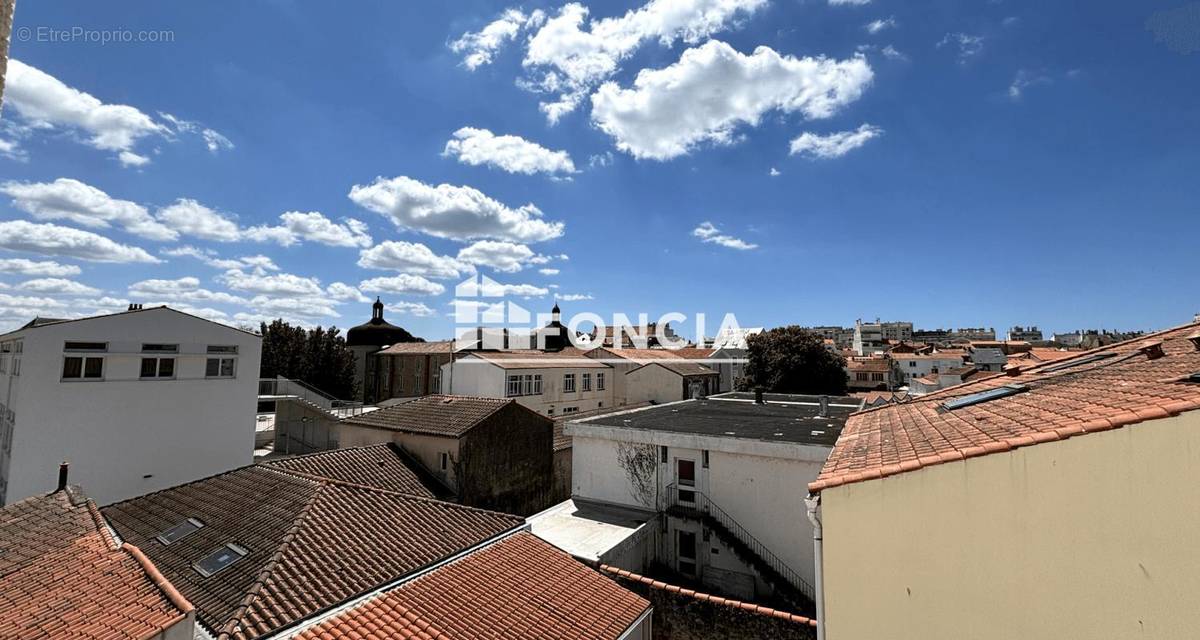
[57,461,69,492]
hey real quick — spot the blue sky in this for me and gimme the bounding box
[1,0,1197,340]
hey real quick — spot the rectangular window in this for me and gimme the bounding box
[206,357,236,378]
[65,356,104,380]
[523,374,533,395]
[141,357,176,379]
[532,374,542,394]
[507,375,522,397]
[582,373,592,391]
[64,341,107,352]
[563,373,576,392]
[156,518,204,545]
[856,372,868,381]
[702,450,710,469]
[678,530,697,575]
[193,543,249,578]
[597,372,605,391]
[142,343,179,353]
[677,459,696,487]
[562,406,579,414]
[63,357,83,379]
[440,452,449,470]
[661,446,668,463]
[84,357,103,379]
[207,345,239,354]
[11,358,19,376]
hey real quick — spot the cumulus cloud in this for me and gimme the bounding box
[384,301,436,317]
[357,241,466,279]
[938,32,984,62]
[520,0,766,122]
[359,274,446,296]
[479,281,549,298]
[692,221,757,250]
[769,167,781,176]
[539,267,560,275]
[590,41,873,160]
[251,211,373,248]
[128,276,248,305]
[156,199,241,242]
[218,269,324,298]
[789,123,883,159]
[348,176,564,243]
[865,17,896,33]
[4,60,167,162]
[455,240,540,273]
[326,282,370,303]
[161,246,280,272]
[16,278,101,296]
[450,8,546,70]
[2,178,177,241]
[118,151,152,167]
[0,138,25,161]
[0,220,160,263]
[0,258,82,277]
[443,127,576,176]
[159,113,235,154]
[560,293,593,301]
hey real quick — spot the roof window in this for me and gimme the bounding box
[1038,352,1116,373]
[941,384,1029,411]
[193,543,249,577]
[156,518,204,545]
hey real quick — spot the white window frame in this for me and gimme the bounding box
[62,356,105,381]
[596,372,605,391]
[507,375,522,397]
[582,372,592,391]
[563,373,576,393]
[141,356,177,379]
[206,357,237,379]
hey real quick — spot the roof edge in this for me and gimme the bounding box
[122,542,196,615]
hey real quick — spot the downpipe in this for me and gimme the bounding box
[804,493,826,640]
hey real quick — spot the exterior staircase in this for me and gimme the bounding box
[666,483,815,615]
[258,377,370,420]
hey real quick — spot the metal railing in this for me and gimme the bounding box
[258,377,369,418]
[666,483,814,604]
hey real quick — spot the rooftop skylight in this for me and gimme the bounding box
[941,384,1029,411]
[156,518,204,545]
[193,543,249,577]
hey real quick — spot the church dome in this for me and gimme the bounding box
[346,298,416,347]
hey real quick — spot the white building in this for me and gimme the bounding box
[442,351,615,417]
[0,306,261,506]
[538,392,862,612]
[891,352,967,385]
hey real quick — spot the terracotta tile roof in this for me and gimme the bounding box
[465,350,612,369]
[599,565,816,628]
[261,443,438,497]
[846,358,891,373]
[341,394,538,438]
[102,465,523,639]
[812,322,1200,493]
[377,341,454,355]
[296,532,649,640]
[0,489,193,640]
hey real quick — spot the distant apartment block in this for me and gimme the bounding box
[803,326,855,350]
[853,319,913,355]
[370,340,453,401]
[444,351,616,417]
[0,306,261,506]
[912,326,998,345]
[1006,325,1044,342]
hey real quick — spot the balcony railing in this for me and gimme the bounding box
[666,483,814,605]
[259,377,369,418]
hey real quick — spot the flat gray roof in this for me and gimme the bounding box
[582,393,862,446]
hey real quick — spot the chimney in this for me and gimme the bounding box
[819,395,829,417]
[127,303,143,311]
[57,461,69,492]
[754,388,764,404]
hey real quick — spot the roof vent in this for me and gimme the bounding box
[1138,340,1165,360]
[1188,332,1200,352]
[127,303,143,311]
[1004,364,1022,376]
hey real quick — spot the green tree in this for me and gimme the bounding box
[258,319,358,400]
[743,326,848,395]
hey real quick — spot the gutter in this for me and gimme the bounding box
[804,493,826,640]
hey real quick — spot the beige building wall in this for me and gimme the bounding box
[337,423,460,489]
[819,410,1200,640]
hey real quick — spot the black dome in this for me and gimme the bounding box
[346,298,416,347]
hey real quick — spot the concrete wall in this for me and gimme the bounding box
[819,411,1200,640]
[458,402,554,515]
[625,365,686,405]
[1,308,260,506]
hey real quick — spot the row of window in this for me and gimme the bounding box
[0,355,20,377]
[506,372,607,397]
[854,372,886,382]
[153,518,248,577]
[62,355,238,380]
[563,372,605,392]
[64,342,238,355]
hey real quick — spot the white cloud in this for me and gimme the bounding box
[156,199,241,242]
[247,295,341,320]
[359,274,446,296]
[937,32,984,62]
[16,278,101,296]
[162,246,280,273]
[118,151,151,167]
[789,123,883,159]
[384,301,436,317]
[202,129,234,153]
[560,293,593,301]
[326,282,370,303]
[591,41,873,160]
[539,267,560,275]
[250,211,373,248]
[2,178,177,240]
[0,258,81,277]
[450,8,545,70]
[692,221,757,250]
[0,220,160,263]
[865,17,896,34]
[456,240,538,273]
[0,138,25,161]
[521,0,767,122]
[128,276,247,305]
[443,127,576,176]
[159,113,235,154]
[5,60,167,162]
[218,269,324,298]
[769,167,781,176]
[357,241,466,279]
[588,151,614,168]
[1008,69,1052,100]
[829,0,871,5]
[479,281,549,298]
[348,176,564,243]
